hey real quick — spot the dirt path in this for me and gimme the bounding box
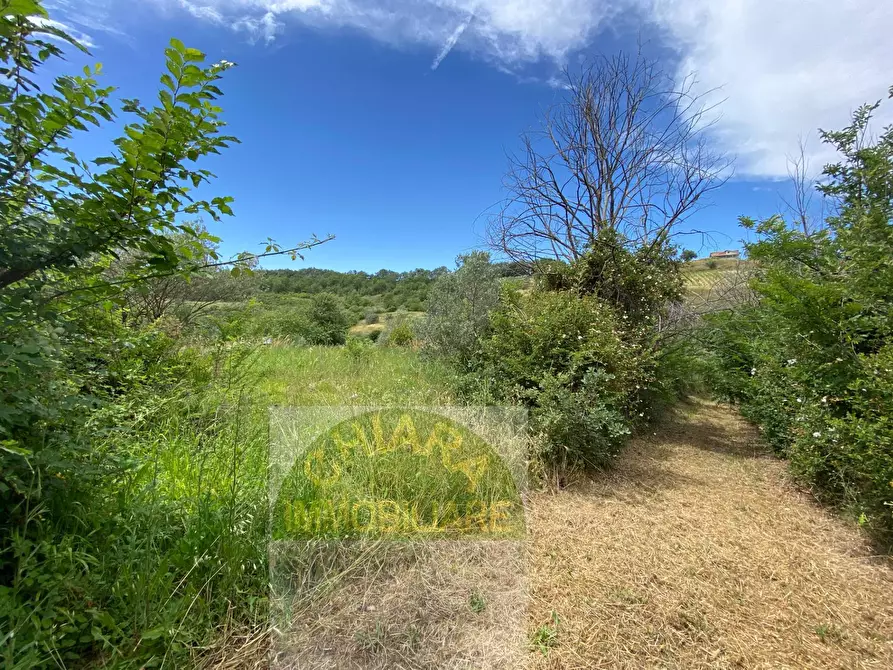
[527,399,893,669]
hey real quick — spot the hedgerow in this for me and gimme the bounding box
[702,88,893,543]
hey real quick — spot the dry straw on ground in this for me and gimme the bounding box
[270,540,527,669]
[527,399,893,669]
[204,399,893,668]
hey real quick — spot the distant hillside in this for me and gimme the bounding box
[682,257,753,309]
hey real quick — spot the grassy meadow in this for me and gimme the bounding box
[5,4,892,667]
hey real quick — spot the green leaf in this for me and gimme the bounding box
[184,47,205,62]
[169,37,186,52]
[3,0,47,18]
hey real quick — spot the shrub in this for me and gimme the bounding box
[345,334,374,362]
[481,288,651,470]
[702,90,893,543]
[305,293,350,345]
[573,230,684,326]
[364,309,380,325]
[382,319,415,347]
[705,259,718,269]
[419,251,500,367]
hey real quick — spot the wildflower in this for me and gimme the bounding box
[796,398,802,403]
[750,367,757,376]
[812,431,821,438]
[821,396,828,403]
[787,358,797,365]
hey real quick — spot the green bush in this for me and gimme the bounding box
[481,288,651,470]
[702,90,893,543]
[573,230,684,326]
[345,334,374,361]
[419,252,500,367]
[305,293,350,345]
[382,319,415,347]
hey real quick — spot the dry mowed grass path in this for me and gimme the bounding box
[527,400,893,669]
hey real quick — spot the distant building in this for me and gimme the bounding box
[709,250,740,259]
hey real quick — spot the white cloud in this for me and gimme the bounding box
[29,16,97,48]
[179,1,225,23]
[651,0,893,178]
[231,10,285,43]
[431,9,475,70]
[69,0,893,179]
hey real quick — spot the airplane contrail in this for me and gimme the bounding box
[431,10,475,70]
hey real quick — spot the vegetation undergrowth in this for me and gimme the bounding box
[700,88,893,546]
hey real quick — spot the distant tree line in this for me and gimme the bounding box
[247,262,529,312]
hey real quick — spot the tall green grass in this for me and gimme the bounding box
[2,343,460,668]
[254,344,456,406]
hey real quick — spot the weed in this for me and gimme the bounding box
[469,590,487,613]
[530,610,560,655]
[815,623,846,644]
[355,621,388,653]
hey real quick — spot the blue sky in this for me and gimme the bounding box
[44,1,893,272]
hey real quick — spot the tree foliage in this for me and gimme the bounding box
[419,252,501,368]
[703,87,893,543]
[0,5,312,665]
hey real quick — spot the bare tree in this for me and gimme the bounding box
[489,49,730,266]
[782,139,825,237]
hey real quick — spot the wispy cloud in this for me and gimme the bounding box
[67,0,893,179]
[179,1,224,24]
[231,11,284,44]
[30,16,97,48]
[46,0,126,38]
[431,10,475,70]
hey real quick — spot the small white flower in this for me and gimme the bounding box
[639,412,644,417]
[577,335,583,340]
[787,358,797,365]
[750,367,757,376]
[812,431,821,438]
[821,396,828,403]
[828,427,835,433]
[796,398,802,403]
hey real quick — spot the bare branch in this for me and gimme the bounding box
[489,49,730,267]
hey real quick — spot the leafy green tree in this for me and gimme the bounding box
[0,5,335,666]
[306,292,350,345]
[0,1,241,506]
[681,249,698,262]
